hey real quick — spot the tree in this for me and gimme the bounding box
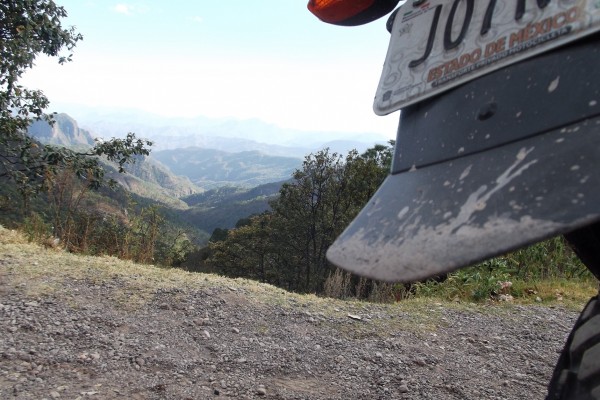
[269,149,348,291]
[269,145,393,292]
[205,142,396,295]
[208,213,275,282]
[0,1,151,208]
[360,140,395,170]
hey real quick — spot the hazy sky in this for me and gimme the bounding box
[22,1,401,139]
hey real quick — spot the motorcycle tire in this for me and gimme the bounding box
[564,224,600,281]
[546,295,600,400]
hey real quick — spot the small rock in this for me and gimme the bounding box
[498,294,514,302]
[232,327,240,334]
[256,386,267,396]
[50,391,61,398]
[413,357,427,366]
[399,384,409,393]
[203,330,210,339]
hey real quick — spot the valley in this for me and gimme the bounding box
[21,112,386,245]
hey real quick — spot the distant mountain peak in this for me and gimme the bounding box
[28,113,95,148]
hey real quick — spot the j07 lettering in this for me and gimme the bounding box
[410,0,554,68]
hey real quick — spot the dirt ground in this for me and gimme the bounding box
[0,227,582,399]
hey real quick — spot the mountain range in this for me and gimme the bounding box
[27,113,302,194]
[26,111,387,236]
[151,148,299,188]
[28,114,95,148]
[54,106,390,157]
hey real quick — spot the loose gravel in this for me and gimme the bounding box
[0,230,583,399]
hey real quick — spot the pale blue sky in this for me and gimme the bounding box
[22,1,401,138]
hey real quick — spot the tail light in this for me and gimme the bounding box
[307,0,401,26]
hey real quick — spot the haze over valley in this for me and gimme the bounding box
[56,105,392,157]
[25,110,390,240]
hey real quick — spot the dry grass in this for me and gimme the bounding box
[0,226,327,313]
[0,226,591,326]
[0,225,450,335]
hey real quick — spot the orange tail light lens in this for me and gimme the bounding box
[307,0,400,26]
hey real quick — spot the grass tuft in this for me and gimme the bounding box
[1,227,596,314]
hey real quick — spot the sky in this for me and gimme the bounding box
[21,1,402,139]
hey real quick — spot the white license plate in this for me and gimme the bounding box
[374,0,600,115]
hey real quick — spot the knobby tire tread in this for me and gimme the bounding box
[546,296,600,399]
[564,222,600,280]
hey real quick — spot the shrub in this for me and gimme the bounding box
[412,237,594,303]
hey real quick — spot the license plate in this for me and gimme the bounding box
[374,0,600,115]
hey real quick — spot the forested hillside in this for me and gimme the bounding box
[25,114,199,205]
[180,181,285,235]
[152,147,301,188]
[24,112,294,237]
[184,144,398,297]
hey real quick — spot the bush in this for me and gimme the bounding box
[505,236,589,280]
[22,213,52,244]
[412,237,594,303]
[323,268,353,300]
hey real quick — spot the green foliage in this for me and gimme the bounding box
[201,141,595,304]
[504,236,590,280]
[207,213,275,283]
[0,0,81,124]
[265,146,393,293]
[93,134,153,174]
[183,181,285,207]
[209,228,229,243]
[203,143,395,297]
[181,182,284,237]
[22,212,52,243]
[19,187,198,267]
[1,0,81,194]
[0,1,152,205]
[0,0,161,268]
[412,237,595,302]
[183,186,245,206]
